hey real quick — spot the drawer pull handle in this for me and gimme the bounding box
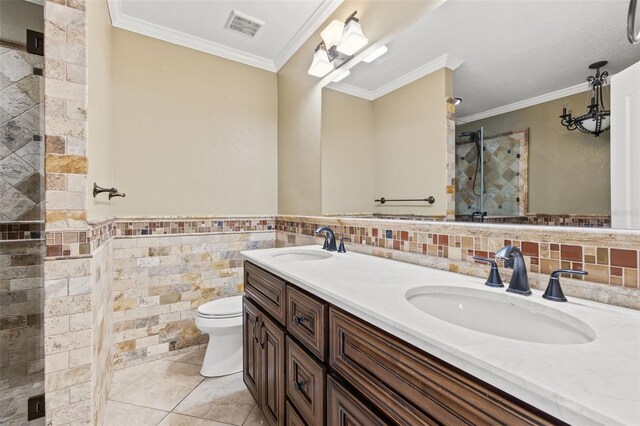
[293,380,306,391]
[294,315,306,324]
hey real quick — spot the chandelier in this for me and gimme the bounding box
[559,61,611,137]
[308,11,368,78]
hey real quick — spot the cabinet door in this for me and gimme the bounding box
[327,376,387,426]
[286,337,326,425]
[243,297,261,403]
[260,313,286,426]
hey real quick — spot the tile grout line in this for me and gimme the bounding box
[165,359,206,414]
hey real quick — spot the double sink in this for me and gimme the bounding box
[270,248,595,346]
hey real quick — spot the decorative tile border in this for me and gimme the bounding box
[456,214,611,228]
[113,216,275,237]
[276,215,640,293]
[0,222,44,240]
[45,216,276,259]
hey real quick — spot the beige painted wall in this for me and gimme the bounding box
[87,0,113,219]
[458,91,611,215]
[321,88,374,214]
[0,0,43,46]
[111,29,278,216]
[278,0,446,215]
[372,68,452,216]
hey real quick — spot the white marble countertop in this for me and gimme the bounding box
[241,245,640,426]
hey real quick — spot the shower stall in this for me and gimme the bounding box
[1,1,46,423]
[455,127,529,221]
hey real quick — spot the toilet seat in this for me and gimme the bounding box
[197,295,243,319]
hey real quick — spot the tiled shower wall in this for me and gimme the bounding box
[0,48,44,222]
[0,239,44,424]
[1,46,46,424]
[277,216,640,310]
[456,129,527,216]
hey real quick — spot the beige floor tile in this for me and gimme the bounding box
[173,372,255,425]
[109,359,164,397]
[242,405,266,426]
[157,413,229,426]
[103,400,168,425]
[167,348,206,366]
[110,361,204,411]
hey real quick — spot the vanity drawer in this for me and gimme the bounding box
[286,336,326,426]
[286,401,308,426]
[329,308,560,426]
[244,261,286,325]
[327,376,387,426]
[286,286,328,361]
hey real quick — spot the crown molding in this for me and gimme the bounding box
[456,81,596,124]
[328,54,463,101]
[107,0,277,72]
[325,82,376,100]
[372,54,463,99]
[274,0,343,70]
[24,0,44,5]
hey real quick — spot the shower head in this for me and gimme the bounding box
[458,131,479,143]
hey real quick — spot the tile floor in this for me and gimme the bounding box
[106,349,266,425]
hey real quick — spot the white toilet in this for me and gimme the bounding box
[195,295,244,377]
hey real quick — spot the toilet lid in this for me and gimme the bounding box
[197,295,243,319]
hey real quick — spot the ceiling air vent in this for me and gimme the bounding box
[225,10,264,38]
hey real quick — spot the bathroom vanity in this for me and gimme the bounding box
[241,246,640,426]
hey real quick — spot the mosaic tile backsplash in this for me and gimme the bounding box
[277,216,640,309]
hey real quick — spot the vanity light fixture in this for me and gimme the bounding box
[559,61,611,137]
[363,45,388,63]
[308,11,368,78]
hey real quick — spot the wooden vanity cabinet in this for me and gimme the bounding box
[243,261,564,426]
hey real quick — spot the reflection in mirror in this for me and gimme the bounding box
[321,0,640,229]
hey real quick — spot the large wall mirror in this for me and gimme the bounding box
[320,0,640,229]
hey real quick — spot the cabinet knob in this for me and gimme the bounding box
[294,315,306,324]
[293,380,306,391]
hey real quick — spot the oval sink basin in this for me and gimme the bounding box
[271,249,332,261]
[406,286,595,345]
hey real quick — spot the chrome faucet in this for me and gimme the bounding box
[315,226,337,251]
[495,245,532,296]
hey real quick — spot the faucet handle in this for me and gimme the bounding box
[338,238,350,253]
[543,269,588,302]
[473,256,504,288]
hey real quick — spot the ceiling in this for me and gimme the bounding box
[332,0,640,119]
[107,0,343,72]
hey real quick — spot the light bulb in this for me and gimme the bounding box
[308,47,333,77]
[320,20,344,49]
[337,19,368,55]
